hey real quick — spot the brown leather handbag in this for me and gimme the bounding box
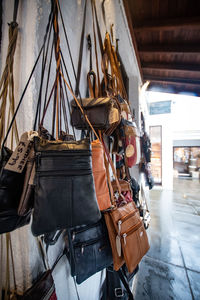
[104,201,150,273]
[92,139,111,211]
[102,138,149,273]
[71,97,121,135]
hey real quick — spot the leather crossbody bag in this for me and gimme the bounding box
[66,216,113,284]
[71,97,121,135]
[92,139,111,211]
[0,146,31,234]
[31,137,101,236]
[102,138,150,273]
[104,201,150,273]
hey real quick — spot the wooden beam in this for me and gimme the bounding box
[139,45,200,55]
[142,63,200,73]
[134,17,200,32]
[122,0,143,82]
[143,75,200,87]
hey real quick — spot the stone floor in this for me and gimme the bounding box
[133,177,200,300]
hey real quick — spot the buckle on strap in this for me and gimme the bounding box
[114,288,124,297]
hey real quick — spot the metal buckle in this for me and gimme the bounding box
[114,288,124,297]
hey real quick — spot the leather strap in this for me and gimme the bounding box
[75,0,88,97]
[60,70,99,140]
[2,7,53,150]
[12,0,19,24]
[117,269,134,300]
[34,15,54,131]
[87,34,92,72]
[93,0,104,57]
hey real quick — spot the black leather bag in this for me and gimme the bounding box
[66,216,113,284]
[0,147,31,234]
[101,264,139,300]
[31,137,101,236]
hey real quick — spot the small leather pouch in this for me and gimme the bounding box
[71,97,120,135]
[111,179,133,207]
[66,216,113,284]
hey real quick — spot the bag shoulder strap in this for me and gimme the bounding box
[75,0,88,97]
[117,269,134,300]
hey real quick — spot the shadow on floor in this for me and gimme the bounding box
[133,177,200,300]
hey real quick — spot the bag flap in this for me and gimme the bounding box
[34,137,90,152]
[71,97,112,108]
[112,180,131,192]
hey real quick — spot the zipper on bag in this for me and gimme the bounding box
[121,221,143,246]
[120,210,138,223]
[37,169,92,176]
[74,235,106,255]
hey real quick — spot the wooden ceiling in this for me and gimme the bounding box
[123,0,200,96]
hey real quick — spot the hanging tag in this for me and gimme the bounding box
[109,107,120,124]
[4,131,38,173]
[125,144,135,158]
[116,235,121,257]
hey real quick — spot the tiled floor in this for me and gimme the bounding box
[133,178,200,300]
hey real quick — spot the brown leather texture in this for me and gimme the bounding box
[104,213,125,270]
[104,202,150,272]
[71,97,120,134]
[92,139,111,211]
[112,179,132,193]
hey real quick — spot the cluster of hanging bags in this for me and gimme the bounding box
[0,0,150,298]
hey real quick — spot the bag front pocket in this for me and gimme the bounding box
[74,236,112,284]
[121,222,150,273]
[32,174,72,235]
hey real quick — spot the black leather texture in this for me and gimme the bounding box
[66,216,113,284]
[31,137,101,236]
[0,147,31,234]
[100,264,139,300]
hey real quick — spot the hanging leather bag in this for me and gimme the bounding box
[92,139,111,211]
[102,139,150,273]
[31,137,101,236]
[111,179,133,208]
[0,147,31,234]
[66,216,113,284]
[104,201,150,273]
[71,96,120,135]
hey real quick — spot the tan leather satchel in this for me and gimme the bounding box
[102,138,149,272]
[104,201,150,273]
[92,139,112,211]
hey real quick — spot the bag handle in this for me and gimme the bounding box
[75,0,88,97]
[60,70,99,140]
[117,268,134,300]
[1,8,53,152]
[99,132,129,207]
[3,233,17,299]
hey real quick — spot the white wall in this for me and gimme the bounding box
[0,0,141,299]
[146,91,200,190]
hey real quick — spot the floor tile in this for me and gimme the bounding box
[187,270,200,300]
[133,256,192,300]
[147,231,184,267]
[179,240,200,272]
[173,220,200,244]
